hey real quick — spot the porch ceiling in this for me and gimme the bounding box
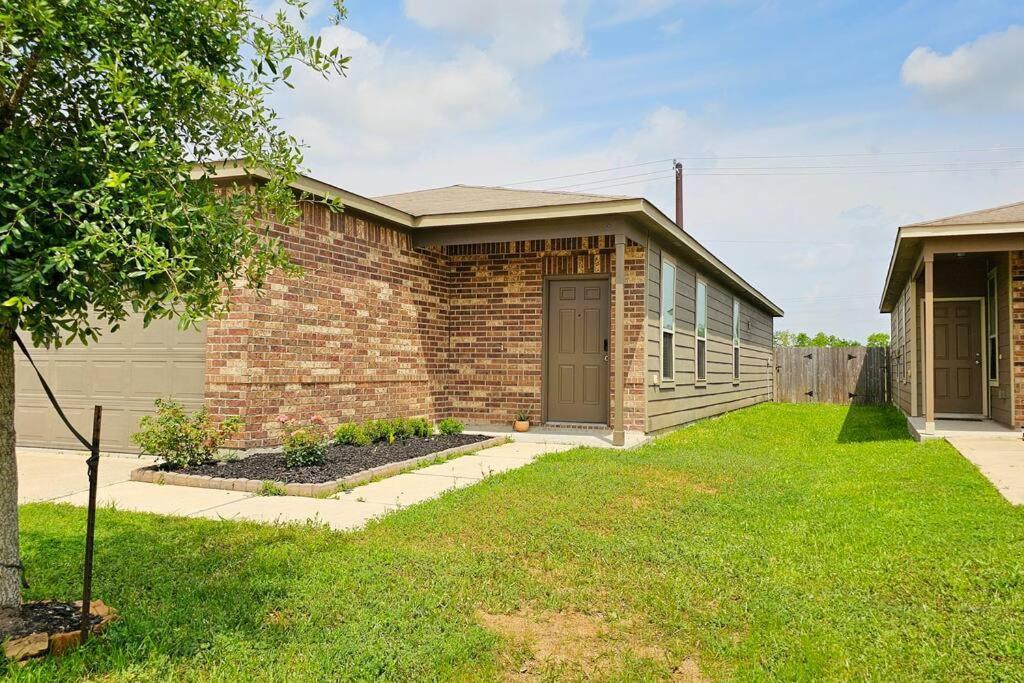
[880,225,1024,312]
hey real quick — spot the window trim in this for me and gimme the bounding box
[660,255,676,384]
[987,267,999,387]
[695,277,708,385]
[732,297,741,383]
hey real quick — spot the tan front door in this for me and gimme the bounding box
[546,279,610,424]
[933,300,983,415]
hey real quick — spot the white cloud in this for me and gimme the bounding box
[403,0,587,67]
[281,25,526,156]
[901,25,1024,110]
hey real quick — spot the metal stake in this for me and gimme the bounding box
[80,405,102,642]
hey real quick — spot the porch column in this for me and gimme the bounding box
[613,234,626,446]
[923,257,935,433]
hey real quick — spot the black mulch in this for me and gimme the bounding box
[0,601,102,642]
[174,433,491,484]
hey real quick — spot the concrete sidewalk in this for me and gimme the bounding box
[18,441,573,530]
[946,437,1024,505]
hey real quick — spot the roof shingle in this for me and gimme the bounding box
[905,200,1024,228]
[372,184,632,216]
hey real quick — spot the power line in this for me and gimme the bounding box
[546,164,1024,193]
[557,158,1024,191]
[500,145,1024,188]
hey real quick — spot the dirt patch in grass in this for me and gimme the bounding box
[635,466,720,495]
[477,606,705,681]
[175,434,489,484]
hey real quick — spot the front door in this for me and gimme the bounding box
[545,278,609,424]
[933,300,983,415]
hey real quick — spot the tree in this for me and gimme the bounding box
[0,0,348,609]
[866,332,890,347]
[774,330,864,347]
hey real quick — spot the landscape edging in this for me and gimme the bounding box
[129,436,507,498]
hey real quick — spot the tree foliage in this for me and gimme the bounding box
[0,0,349,609]
[773,330,888,348]
[0,0,349,345]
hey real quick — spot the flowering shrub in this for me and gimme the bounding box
[279,414,328,467]
[132,398,242,469]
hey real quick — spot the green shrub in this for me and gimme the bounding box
[390,418,414,441]
[280,414,328,467]
[409,417,433,438]
[333,422,371,447]
[132,398,242,469]
[437,418,464,436]
[362,419,394,444]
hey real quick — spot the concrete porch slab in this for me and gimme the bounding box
[906,415,1020,441]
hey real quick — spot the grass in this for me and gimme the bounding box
[7,404,1024,680]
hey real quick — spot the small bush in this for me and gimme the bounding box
[132,398,242,469]
[409,417,433,438]
[437,418,464,436]
[390,418,414,441]
[362,419,394,444]
[334,422,371,447]
[280,414,328,467]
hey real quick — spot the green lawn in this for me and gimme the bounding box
[7,404,1024,681]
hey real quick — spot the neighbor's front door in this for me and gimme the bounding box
[933,300,983,415]
[545,278,610,424]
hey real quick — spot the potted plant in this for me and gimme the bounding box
[513,409,531,433]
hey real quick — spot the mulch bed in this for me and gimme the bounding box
[175,433,491,484]
[0,602,100,643]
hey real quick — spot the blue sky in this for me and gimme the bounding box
[271,0,1024,341]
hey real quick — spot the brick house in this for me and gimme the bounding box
[15,161,782,451]
[882,200,1024,436]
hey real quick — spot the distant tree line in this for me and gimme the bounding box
[773,331,890,348]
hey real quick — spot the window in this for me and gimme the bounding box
[732,298,741,381]
[987,267,998,385]
[695,279,707,383]
[661,259,676,381]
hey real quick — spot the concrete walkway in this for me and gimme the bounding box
[946,437,1024,505]
[17,441,573,530]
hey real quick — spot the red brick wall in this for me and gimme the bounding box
[205,202,451,447]
[446,237,647,431]
[205,202,648,447]
[1011,251,1024,426]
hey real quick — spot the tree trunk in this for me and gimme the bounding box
[0,320,20,609]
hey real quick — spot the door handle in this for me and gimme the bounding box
[604,355,609,362]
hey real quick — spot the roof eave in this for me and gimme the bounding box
[196,161,783,316]
[635,200,784,317]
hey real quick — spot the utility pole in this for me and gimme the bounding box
[673,160,683,227]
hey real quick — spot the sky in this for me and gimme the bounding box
[267,0,1024,342]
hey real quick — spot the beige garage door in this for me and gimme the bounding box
[15,317,207,453]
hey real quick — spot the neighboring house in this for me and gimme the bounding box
[881,200,1024,434]
[15,160,782,452]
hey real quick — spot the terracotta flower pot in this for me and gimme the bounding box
[513,420,530,433]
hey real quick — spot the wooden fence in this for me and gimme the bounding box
[774,346,889,405]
